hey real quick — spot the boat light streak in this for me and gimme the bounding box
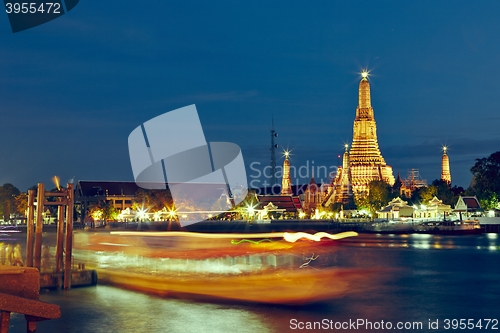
[282,231,357,243]
[110,231,358,243]
[230,239,272,245]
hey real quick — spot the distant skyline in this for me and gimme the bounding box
[1,1,500,191]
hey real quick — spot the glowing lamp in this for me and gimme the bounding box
[137,208,147,219]
[246,206,255,216]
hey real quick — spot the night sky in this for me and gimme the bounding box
[1,1,500,191]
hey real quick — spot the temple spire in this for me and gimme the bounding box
[342,143,350,170]
[281,150,292,195]
[349,70,395,197]
[359,71,371,110]
[441,146,451,184]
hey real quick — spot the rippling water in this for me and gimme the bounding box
[6,233,500,333]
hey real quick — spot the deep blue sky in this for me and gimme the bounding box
[1,1,500,191]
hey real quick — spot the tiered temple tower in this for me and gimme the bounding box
[322,144,353,207]
[441,146,451,184]
[349,72,395,196]
[304,172,321,213]
[338,144,353,201]
[281,151,292,195]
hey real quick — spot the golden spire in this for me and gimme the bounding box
[343,144,349,170]
[281,150,292,195]
[441,146,451,184]
[359,70,371,109]
[349,70,395,197]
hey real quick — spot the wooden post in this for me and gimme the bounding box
[26,190,35,268]
[33,183,45,271]
[0,311,10,333]
[55,203,65,285]
[27,321,37,333]
[63,183,74,290]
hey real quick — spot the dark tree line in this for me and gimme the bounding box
[467,151,500,209]
[355,178,465,214]
[0,183,21,221]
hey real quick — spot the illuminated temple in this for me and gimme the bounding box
[348,72,395,196]
[324,72,394,204]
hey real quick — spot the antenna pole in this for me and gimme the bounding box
[270,117,278,186]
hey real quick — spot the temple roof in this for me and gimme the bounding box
[258,195,298,212]
[255,184,309,196]
[454,196,481,212]
[76,180,142,197]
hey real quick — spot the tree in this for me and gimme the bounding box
[428,179,464,206]
[451,185,465,197]
[355,180,391,215]
[469,151,500,200]
[354,193,370,212]
[0,183,21,221]
[15,193,29,217]
[132,189,174,212]
[132,189,153,211]
[230,190,259,219]
[151,190,174,211]
[88,201,119,224]
[367,180,391,212]
[479,193,499,211]
[417,185,438,204]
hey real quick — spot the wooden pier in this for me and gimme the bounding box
[482,224,500,233]
[24,183,97,290]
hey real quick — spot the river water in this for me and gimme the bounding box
[5,233,500,333]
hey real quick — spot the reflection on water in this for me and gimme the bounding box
[11,286,270,333]
[5,233,500,333]
[338,232,500,251]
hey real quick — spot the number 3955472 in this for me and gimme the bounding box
[5,2,61,14]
